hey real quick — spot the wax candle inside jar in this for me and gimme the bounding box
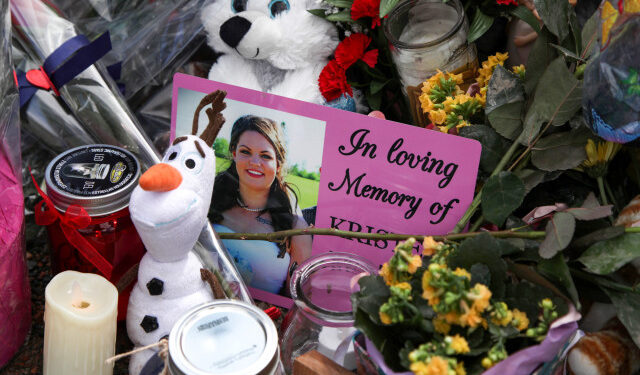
[44,271,118,375]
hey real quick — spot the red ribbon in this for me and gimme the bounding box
[30,170,114,279]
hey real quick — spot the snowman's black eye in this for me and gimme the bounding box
[232,0,247,13]
[185,159,196,169]
[168,152,178,161]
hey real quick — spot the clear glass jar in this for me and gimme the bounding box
[279,253,377,374]
[384,0,477,126]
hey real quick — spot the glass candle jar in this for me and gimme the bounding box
[42,144,144,320]
[279,253,377,374]
[161,300,283,375]
[384,0,477,126]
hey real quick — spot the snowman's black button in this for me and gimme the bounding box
[141,315,159,333]
[146,278,164,296]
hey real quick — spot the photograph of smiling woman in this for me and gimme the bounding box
[209,115,312,296]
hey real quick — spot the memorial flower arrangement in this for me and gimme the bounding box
[352,237,567,374]
[348,3,640,372]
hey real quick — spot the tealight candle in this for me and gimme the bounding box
[43,271,118,375]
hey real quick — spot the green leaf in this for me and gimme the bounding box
[324,0,353,8]
[572,226,625,251]
[581,9,599,59]
[353,275,390,321]
[488,101,524,141]
[486,65,525,114]
[326,9,352,22]
[602,288,640,348]
[448,233,508,298]
[538,254,580,309]
[522,58,582,146]
[579,233,640,275]
[530,127,590,171]
[524,28,557,94]
[539,212,576,259]
[510,5,541,34]
[481,171,526,226]
[467,9,494,44]
[459,125,511,174]
[514,169,562,194]
[534,0,569,40]
[549,43,585,63]
[470,263,491,288]
[379,0,400,18]
[370,80,388,95]
[367,90,382,110]
[307,9,328,18]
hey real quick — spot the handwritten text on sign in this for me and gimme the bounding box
[314,120,481,267]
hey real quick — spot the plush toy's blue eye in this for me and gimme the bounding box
[232,0,247,13]
[268,0,289,18]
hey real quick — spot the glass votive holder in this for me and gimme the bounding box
[279,252,377,374]
[384,0,478,126]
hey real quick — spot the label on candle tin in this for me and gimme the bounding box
[182,310,266,372]
[49,145,138,197]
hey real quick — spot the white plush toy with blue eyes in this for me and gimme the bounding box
[201,0,340,106]
[126,91,227,375]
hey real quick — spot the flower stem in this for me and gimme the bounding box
[470,215,485,232]
[452,133,525,234]
[217,227,547,242]
[597,176,608,206]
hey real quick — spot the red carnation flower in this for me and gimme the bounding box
[335,33,379,69]
[351,0,381,29]
[496,0,518,5]
[318,60,353,102]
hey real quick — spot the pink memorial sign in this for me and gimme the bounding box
[314,120,481,266]
[172,74,481,306]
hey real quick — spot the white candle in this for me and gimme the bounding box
[386,0,475,92]
[44,271,118,375]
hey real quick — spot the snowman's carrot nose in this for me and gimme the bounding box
[139,163,182,191]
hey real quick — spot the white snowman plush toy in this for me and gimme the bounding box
[126,91,227,374]
[201,0,339,105]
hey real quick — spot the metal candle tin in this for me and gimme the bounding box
[45,144,140,216]
[168,300,283,375]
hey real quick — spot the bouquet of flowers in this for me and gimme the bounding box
[352,237,575,375]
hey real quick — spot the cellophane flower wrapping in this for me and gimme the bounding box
[582,3,640,145]
[12,43,95,155]
[0,0,31,367]
[10,0,159,168]
[54,0,212,100]
[10,0,252,303]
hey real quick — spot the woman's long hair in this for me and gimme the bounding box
[209,115,297,256]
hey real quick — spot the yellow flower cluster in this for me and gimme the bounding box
[423,269,492,329]
[409,355,466,375]
[489,302,529,331]
[447,335,470,354]
[476,52,509,88]
[378,238,423,287]
[512,309,530,331]
[418,71,482,133]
